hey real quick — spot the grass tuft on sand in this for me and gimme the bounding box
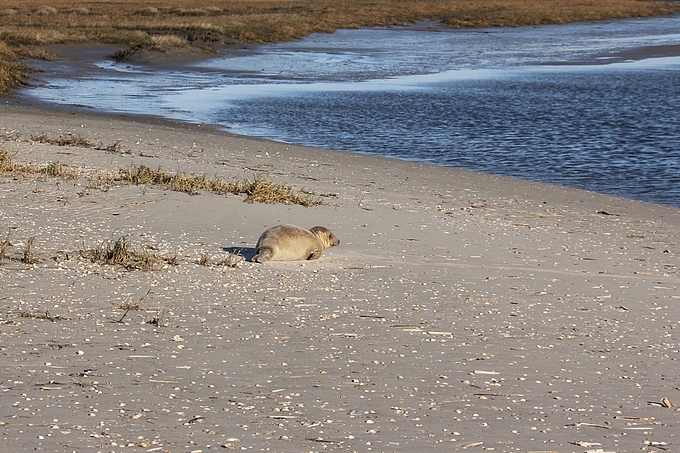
[113,289,168,325]
[84,236,165,270]
[1,147,78,180]
[81,235,244,271]
[21,236,40,264]
[0,229,12,261]
[31,133,94,148]
[0,148,15,173]
[1,145,323,206]
[16,310,65,321]
[117,164,322,205]
[114,289,151,311]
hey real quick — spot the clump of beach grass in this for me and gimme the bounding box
[0,58,34,96]
[83,235,183,270]
[84,236,163,270]
[21,236,40,264]
[0,148,16,173]
[43,161,78,180]
[217,251,244,268]
[0,229,11,261]
[237,175,321,206]
[166,248,181,266]
[0,41,18,60]
[147,307,167,327]
[113,34,189,61]
[17,310,65,321]
[30,133,123,153]
[0,31,54,95]
[115,289,153,323]
[2,147,324,206]
[197,252,211,266]
[113,290,167,326]
[112,46,140,62]
[117,164,322,205]
[1,146,78,180]
[115,289,150,311]
[148,34,188,51]
[31,133,94,148]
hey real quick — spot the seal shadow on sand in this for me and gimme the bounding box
[223,246,257,262]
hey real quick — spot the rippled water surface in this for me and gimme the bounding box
[24,15,680,207]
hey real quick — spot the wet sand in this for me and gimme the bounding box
[1,102,679,453]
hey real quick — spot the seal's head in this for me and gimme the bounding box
[310,226,340,249]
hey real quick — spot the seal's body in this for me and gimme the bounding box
[253,225,340,263]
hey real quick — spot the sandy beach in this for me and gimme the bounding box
[1,103,679,452]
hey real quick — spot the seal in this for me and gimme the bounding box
[252,225,340,263]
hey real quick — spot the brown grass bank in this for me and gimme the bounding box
[1,0,679,94]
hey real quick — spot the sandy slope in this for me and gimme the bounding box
[1,104,679,452]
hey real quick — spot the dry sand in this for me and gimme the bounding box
[1,103,679,452]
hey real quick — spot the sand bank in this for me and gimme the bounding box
[1,104,679,452]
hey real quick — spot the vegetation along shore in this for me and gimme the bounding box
[2,0,680,95]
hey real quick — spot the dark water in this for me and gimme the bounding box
[22,16,680,207]
[227,64,680,204]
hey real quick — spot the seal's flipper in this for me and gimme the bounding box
[253,248,272,263]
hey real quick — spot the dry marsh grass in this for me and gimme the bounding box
[1,147,78,180]
[148,34,189,51]
[0,231,45,265]
[31,133,94,148]
[16,310,65,321]
[1,0,679,92]
[114,289,151,311]
[43,161,78,180]
[83,234,243,271]
[217,252,245,268]
[1,143,323,206]
[21,236,40,264]
[117,164,322,205]
[147,308,167,327]
[0,148,15,173]
[113,289,166,324]
[30,133,123,153]
[0,50,36,95]
[84,236,164,270]
[0,230,11,261]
